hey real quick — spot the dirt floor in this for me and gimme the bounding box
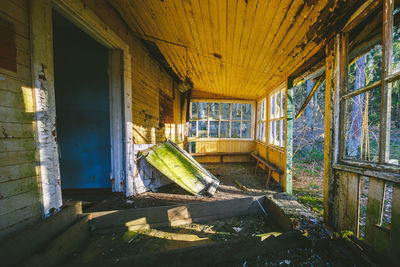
[85,163,280,212]
[68,214,276,264]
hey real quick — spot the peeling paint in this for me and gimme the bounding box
[34,66,62,217]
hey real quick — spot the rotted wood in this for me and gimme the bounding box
[364,177,386,248]
[335,171,360,235]
[389,183,400,262]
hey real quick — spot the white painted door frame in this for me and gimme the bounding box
[31,0,134,217]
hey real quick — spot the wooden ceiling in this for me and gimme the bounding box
[110,0,365,100]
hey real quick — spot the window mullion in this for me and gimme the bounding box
[380,0,393,164]
[338,32,349,163]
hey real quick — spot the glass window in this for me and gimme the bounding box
[232,103,242,120]
[242,104,252,121]
[220,121,230,138]
[209,121,219,138]
[189,101,254,139]
[198,121,208,138]
[257,99,266,142]
[209,103,220,120]
[198,102,208,119]
[221,103,231,120]
[190,102,198,119]
[269,87,285,148]
[231,121,241,138]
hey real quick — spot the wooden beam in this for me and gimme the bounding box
[295,73,325,119]
[323,37,335,223]
[285,77,293,194]
[380,0,393,164]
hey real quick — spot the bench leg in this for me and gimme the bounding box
[266,169,272,188]
[254,160,259,175]
[220,155,223,163]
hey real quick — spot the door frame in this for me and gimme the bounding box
[31,0,134,217]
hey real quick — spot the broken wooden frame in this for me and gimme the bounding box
[31,0,134,216]
[324,0,400,261]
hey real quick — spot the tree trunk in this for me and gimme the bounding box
[347,55,367,157]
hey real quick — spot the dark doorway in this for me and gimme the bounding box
[53,11,111,189]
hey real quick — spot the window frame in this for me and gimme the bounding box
[268,85,286,149]
[334,0,400,177]
[256,98,266,143]
[188,99,256,141]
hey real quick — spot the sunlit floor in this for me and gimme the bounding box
[85,163,280,212]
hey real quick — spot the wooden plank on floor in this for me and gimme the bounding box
[365,177,386,247]
[90,197,257,230]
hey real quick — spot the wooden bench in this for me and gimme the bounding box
[250,152,284,188]
[190,152,250,163]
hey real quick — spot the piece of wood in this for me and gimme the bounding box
[0,202,82,266]
[364,177,386,247]
[335,171,360,235]
[250,153,283,174]
[233,179,248,191]
[90,197,258,230]
[24,214,91,267]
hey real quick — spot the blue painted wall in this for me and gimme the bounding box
[53,11,111,188]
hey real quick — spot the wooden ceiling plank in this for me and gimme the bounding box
[217,0,227,95]
[141,0,190,79]
[226,0,238,97]
[242,0,293,95]
[191,0,219,94]
[177,0,215,92]
[161,0,210,92]
[235,0,260,98]
[230,0,247,97]
[124,0,188,80]
[252,0,328,93]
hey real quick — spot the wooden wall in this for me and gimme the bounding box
[0,0,42,240]
[83,0,183,146]
[194,140,255,163]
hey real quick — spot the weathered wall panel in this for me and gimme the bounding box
[194,140,255,163]
[0,0,42,241]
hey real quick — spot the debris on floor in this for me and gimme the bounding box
[138,141,220,196]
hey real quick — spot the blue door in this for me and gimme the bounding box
[53,11,111,188]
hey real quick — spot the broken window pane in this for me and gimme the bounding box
[348,44,382,92]
[209,102,219,120]
[221,103,231,120]
[198,102,208,119]
[232,103,241,120]
[220,121,230,138]
[209,121,219,138]
[282,90,285,116]
[344,88,380,161]
[189,121,197,137]
[190,102,198,119]
[231,121,241,138]
[198,121,208,138]
[390,81,400,165]
[242,104,252,121]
